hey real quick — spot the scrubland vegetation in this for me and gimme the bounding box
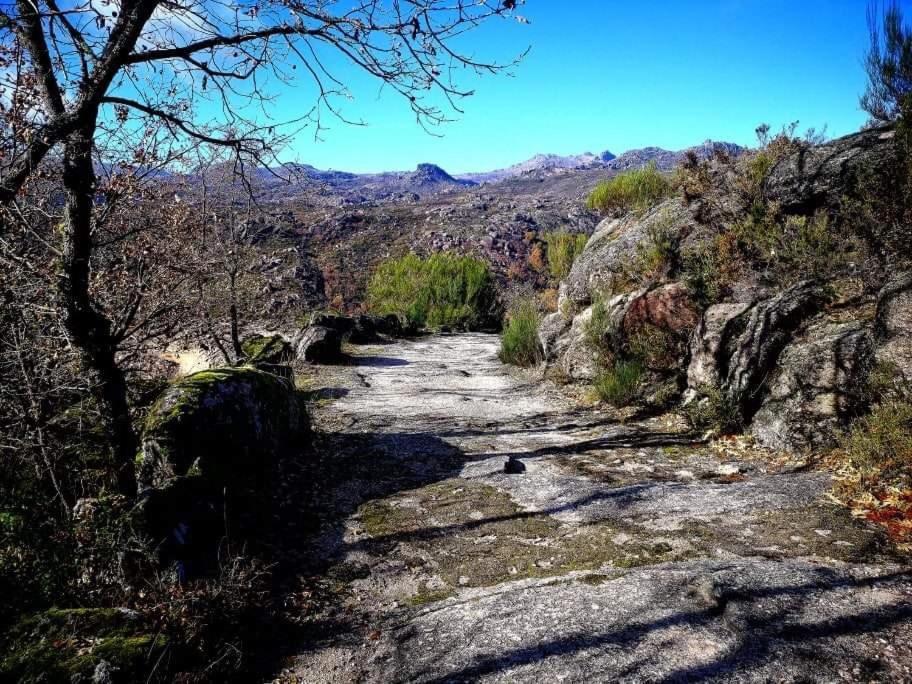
[499,299,543,367]
[542,232,589,280]
[367,252,500,331]
[586,162,671,216]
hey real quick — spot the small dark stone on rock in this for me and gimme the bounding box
[504,456,526,474]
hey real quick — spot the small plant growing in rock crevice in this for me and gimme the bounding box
[684,385,744,434]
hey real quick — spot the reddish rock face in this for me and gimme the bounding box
[623,283,700,337]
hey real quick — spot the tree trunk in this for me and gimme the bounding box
[60,121,138,498]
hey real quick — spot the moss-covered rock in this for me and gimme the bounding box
[139,367,307,491]
[241,334,294,366]
[241,334,294,380]
[0,608,166,683]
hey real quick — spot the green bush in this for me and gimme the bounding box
[367,252,499,330]
[593,360,644,407]
[587,163,671,216]
[499,300,542,367]
[543,232,588,280]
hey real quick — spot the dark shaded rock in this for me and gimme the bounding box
[874,270,912,380]
[752,321,875,451]
[139,367,306,491]
[349,315,381,344]
[767,126,896,213]
[504,456,526,474]
[310,312,356,336]
[294,325,343,363]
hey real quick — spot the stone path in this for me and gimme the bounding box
[285,334,912,683]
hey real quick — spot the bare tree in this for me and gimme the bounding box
[0,0,527,497]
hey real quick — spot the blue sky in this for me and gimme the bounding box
[270,1,909,174]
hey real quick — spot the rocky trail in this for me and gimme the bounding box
[283,334,912,683]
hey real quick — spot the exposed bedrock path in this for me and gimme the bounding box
[285,334,912,683]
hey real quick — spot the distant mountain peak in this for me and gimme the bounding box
[410,163,473,187]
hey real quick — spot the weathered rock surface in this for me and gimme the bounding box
[242,333,294,366]
[294,325,343,363]
[875,271,912,380]
[767,125,896,213]
[139,367,306,490]
[282,335,910,683]
[560,200,694,308]
[559,306,598,380]
[622,281,700,337]
[752,321,874,451]
[687,302,753,389]
[538,311,571,363]
[721,281,828,419]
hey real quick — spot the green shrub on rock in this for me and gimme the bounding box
[499,300,543,367]
[593,360,644,407]
[543,232,589,281]
[0,608,166,683]
[587,163,671,216]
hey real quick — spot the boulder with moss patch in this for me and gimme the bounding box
[139,366,307,491]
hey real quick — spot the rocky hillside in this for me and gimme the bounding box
[231,140,744,316]
[540,125,907,457]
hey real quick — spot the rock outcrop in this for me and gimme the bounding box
[767,126,896,213]
[559,200,694,309]
[294,325,343,363]
[874,271,912,380]
[540,125,901,453]
[751,321,874,451]
[720,281,828,420]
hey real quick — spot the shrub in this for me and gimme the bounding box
[528,243,546,273]
[593,360,644,407]
[587,163,671,216]
[367,252,499,330]
[622,210,678,284]
[584,296,616,363]
[627,323,678,371]
[839,399,912,493]
[499,299,542,367]
[681,232,740,306]
[539,288,559,313]
[543,232,588,281]
[861,0,912,124]
[684,385,743,434]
